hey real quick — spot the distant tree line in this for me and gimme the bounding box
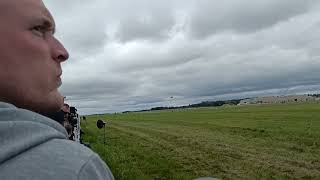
[308,94,320,98]
[123,99,242,113]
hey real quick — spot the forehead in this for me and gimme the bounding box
[0,0,55,25]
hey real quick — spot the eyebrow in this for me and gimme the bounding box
[34,16,56,34]
[43,17,56,34]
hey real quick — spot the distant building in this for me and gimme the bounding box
[238,95,319,105]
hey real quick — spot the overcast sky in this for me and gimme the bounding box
[44,0,320,114]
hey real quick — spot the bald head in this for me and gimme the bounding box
[0,0,46,15]
[0,0,69,115]
[0,0,54,26]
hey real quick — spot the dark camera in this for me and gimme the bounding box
[69,106,78,126]
[70,107,77,114]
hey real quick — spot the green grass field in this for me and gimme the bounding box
[81,102,320,180]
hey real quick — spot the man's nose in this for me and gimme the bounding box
[51,38,69,63]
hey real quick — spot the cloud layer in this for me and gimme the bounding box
[44,0,320,114]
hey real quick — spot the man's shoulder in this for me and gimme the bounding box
[0,101,114,180]
[38,139,114,180]
[39,138,96,164]
[0,138,114,180]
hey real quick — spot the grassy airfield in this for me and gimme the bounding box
[82,102,320,180]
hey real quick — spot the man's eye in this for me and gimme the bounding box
[31,26,46,37]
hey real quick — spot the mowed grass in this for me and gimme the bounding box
[81,102,320,180]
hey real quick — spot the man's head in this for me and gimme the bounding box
[0,0,69,116]
[62,104,70,114]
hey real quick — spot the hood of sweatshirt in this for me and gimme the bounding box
[0,102,67,165]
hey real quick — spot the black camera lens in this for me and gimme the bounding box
[70,107,77,114]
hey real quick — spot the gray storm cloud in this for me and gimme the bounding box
[44,0,320,114]
[188,0,315,38]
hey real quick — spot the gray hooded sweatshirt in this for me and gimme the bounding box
[0,102,114,180]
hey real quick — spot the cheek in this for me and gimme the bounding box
[21,33,56,86]
[1,31,50,68]
[20,32,51,59]
[0,32,54,90]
